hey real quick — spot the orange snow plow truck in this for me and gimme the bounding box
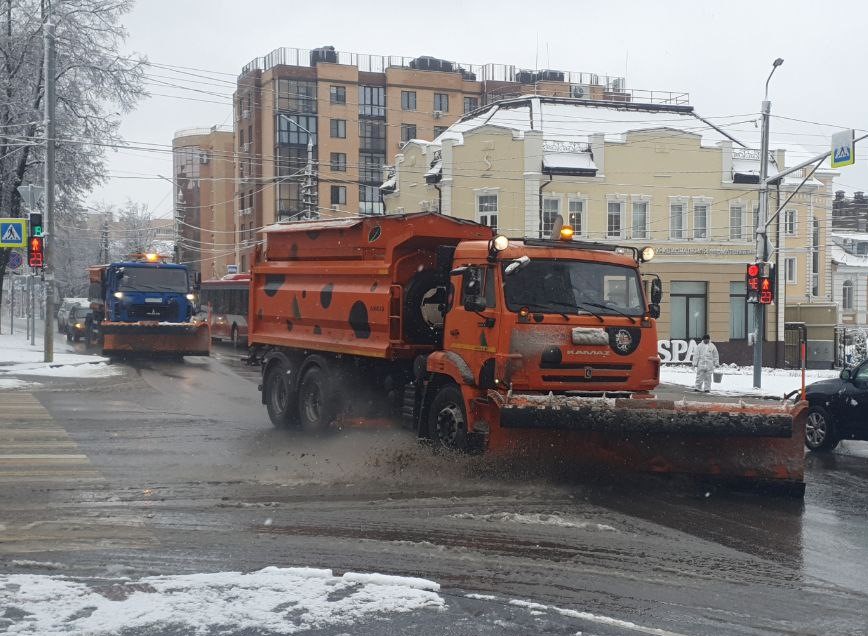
[247,212,807,494]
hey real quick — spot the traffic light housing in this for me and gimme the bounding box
[28,212,43,237]
[27,235,44,268]
[746,262,775,304]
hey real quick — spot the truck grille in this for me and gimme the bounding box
[127,304,174,321]
[539,362,633,385]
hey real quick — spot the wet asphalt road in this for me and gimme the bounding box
[2,343,868,635]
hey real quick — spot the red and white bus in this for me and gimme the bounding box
[199,274,250,347]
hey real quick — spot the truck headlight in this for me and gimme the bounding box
[113,291,123,299]
[640,246,655,263]
[186,293,195,301]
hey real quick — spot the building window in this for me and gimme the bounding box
[329,85,346,104]
[693,203,708,239]
[330,152,346,172]
[359,85,385,117]
[433,125,448,137]
[359,184,383,215]
[330,185,347,206]
[477,194,498,231]
[330,118,346,138]
[400,123,416,143]
[631,201,648,239]
[607,200,624,238]
[729,281,754,340]
[671,281,707,340]
[842,280,854,310]
[464,96,478,113]
[358,120,386,153]
[785,257,797,284]
[401,91,416,111]
[784,209,797,235]
[670,202,686,239]
[434,93,449,112]
[277,114,317,146]
[276,79,317,113]
[542,198,560,237]
[568,198,585,236]
[730,204,743,240]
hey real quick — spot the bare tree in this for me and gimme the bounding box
[114,199,155,259]
[0,0,146,327]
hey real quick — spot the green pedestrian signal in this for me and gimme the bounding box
[29,212,43,237]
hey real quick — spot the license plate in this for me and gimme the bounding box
[145,298,162,303]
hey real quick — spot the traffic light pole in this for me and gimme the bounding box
[42,21,55,362]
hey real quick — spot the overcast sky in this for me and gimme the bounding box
[91,0,868,218]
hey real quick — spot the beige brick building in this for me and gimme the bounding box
[384,96,837,366]
[172,126,236,278]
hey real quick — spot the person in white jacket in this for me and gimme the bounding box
[693,334,719,392]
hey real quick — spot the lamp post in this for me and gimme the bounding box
[753,57,784,389]
[276,113,317,220]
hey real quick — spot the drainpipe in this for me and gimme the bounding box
[538,171,553,238]
[433,182,442,214]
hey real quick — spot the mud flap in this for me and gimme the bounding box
[491,394,807,495]
[101,322,211,356]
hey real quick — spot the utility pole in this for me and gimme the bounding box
[276,113,317,220]
[753,57,783,389]
[43,20,56,362]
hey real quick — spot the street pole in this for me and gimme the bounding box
[43,20,55,362]
[753,58,783,389]
[276,113,317,220]
[30,274,35,346]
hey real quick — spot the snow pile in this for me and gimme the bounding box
[450,512,616,532]
[661,365,839,398]
[508,598,683,636]
[0,331,120,381]
[0,566,445,634]
[11,362,119,378]
[0,378,31,390]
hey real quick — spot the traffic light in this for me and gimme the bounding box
[759,264,775,305]
[746,263,761,303]
[746,262,774,304]
[27,235,44,268]
[28,212,43,237]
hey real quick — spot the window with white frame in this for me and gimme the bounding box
[843,279,854,310]
[784,209,797,235]
[670,201,686,239]
[607,200,624,238]
[477,193,498,231]
[785,257,797,283]
[568,198,585,236]
[693,201,709,239]
[631,200,649,239]
[542,198,560,237]
[730,204,744,240]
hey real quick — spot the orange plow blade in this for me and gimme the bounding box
[101,321,211,357]
[488,393,807,495]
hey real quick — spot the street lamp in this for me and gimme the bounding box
[753,57,784,389]
[276,113,318,220]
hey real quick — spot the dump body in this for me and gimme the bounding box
[249,212,806,495]
[88,260,209,356]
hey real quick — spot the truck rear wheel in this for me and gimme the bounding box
[264,360,297,428]
[298,364,337,432]
[428,384,468,451]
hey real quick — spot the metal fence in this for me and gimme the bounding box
[833,325,868,368]
[784,322,807,369]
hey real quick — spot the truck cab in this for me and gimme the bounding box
[97,260,199,324]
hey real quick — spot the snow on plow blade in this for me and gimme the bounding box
[101,322,210,356]
[491,394,807,496]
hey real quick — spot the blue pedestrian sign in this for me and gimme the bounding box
[7,250,22,269]
[831,129,855,169]
[0,218,27,247]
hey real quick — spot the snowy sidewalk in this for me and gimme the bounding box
[661,364,840,400]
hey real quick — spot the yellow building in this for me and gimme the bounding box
[383,96,836,366]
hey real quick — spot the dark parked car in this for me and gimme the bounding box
[65,306,92,342]
[804,360,868,451]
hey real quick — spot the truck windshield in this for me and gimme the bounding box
[503,259,645,317]
[118,267,189,293]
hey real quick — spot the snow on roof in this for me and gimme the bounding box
[424,160,442,178]
[379,175,397,191]
[542,152,596,172]
[831,244,868,268]
[832,231,868,242]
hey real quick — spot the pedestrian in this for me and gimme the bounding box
[693,334,719,393]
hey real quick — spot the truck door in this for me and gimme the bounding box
[443,265,501,386]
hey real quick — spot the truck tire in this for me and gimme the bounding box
[428,384,469,452]
[403,270,445,344]
[264,359,297,428]
[298,364,338,432]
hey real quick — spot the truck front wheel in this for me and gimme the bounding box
[264,360,297,428]
[428,385,468,452]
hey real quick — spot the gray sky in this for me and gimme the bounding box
[91,0,868,218]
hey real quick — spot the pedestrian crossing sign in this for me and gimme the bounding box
[0,218,27,248]
[831,129,855,169]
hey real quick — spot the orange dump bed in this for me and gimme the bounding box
[249,213,492,360]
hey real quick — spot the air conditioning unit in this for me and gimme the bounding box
[571,85,591,99]
[433,110,443,119]
[199,153,209,164]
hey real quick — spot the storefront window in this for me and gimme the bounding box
[729,281,755,340]
[670,281,706,340]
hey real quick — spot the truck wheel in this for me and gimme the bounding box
[264,360,297,428]
[805,405,839,452]
[298,365,338,432]
[428,384,468,452]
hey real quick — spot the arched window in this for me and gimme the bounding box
[842,280,854,310]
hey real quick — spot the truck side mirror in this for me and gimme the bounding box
[461,268,487,313]
[648,304,660,319]
[650,278,662,304]
[841,368,852,381]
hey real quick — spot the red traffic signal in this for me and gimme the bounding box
[27,235,44,268]
[747,264,759,277]
[746,262,775,304]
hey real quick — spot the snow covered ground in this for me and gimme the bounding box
[661,364,840,398]
[0,567,444,635]
[0,330,121,384]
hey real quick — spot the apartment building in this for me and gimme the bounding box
[233,46,656,234]
[172,126,236,278]
[384,96,838,366]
